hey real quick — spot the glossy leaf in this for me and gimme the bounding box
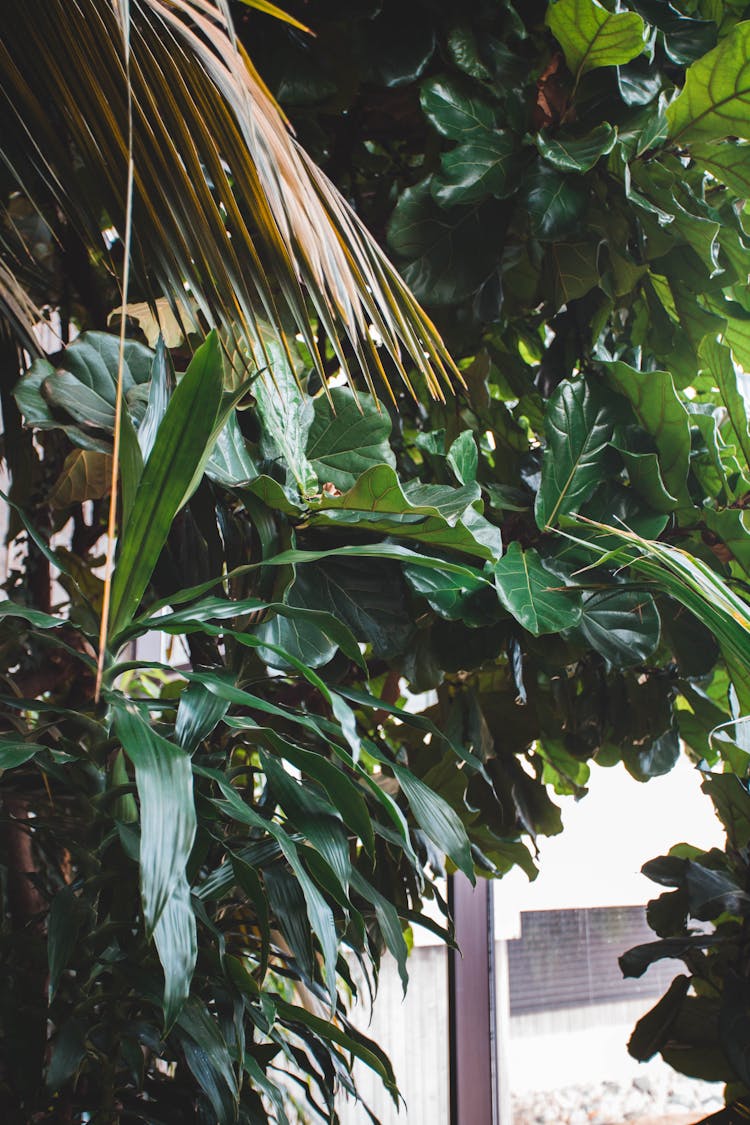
[433,132,517,207]
[700,337,750,468]
[306,387,395,492]
[253,330,317,499]
[600,360,690,502]
[175,999,239,1122]
[109,332,224,639]
[114,704,196,1026]
[175,681,230,755]
[547,0,645,78]
[273,998,399,1104]
[137,335,171,462]
[420,77,497,140]
[691,142,750,198]
[575,587,661,667]
[667,22,750,143]
[310,464,501,560]
[447,430,478,485]
[494,542,582,635]
[536,123,617,173]
[524,166,588,241]
[535,378,614,529]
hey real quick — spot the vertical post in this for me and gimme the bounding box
[448,874,498,1125]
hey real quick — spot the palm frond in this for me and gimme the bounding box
[0,259,43,355]
[0,0,455,399]
[566,518,750,709]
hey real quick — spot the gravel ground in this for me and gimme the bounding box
[512,1073,725,1124]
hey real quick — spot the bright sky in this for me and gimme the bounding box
[495,755,725,932]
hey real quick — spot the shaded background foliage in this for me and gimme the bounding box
[6,0,750,1121]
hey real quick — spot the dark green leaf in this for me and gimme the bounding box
[48,885,87,1001]
[575,587,661,667]
[420,77,497,140]
[535,377,614,529]
[620,935,719,978]
[114,703,196,1026]
[600,359,690,502]
[109,332,224,638]
[433,133,517,207]
[391,763,473,880]
[175,681,230,755]
[628,975,690,1062]
[350,869,408,994]
[446,431,478,485]
[306,387,395,492]
[387,183,500,305]
[536,123,617,173]
[494,542,582,635]
[524,166,588,241]
[175,998,239,1123]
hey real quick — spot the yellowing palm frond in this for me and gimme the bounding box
[0,0,455,399]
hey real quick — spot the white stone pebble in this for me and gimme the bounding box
[512,1072,724,1124]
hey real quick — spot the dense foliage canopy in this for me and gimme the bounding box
[6,0,750,1121]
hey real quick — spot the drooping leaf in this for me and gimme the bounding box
[350,869,409,994]
[309,464,501,560]
[535,377,615,529]
[114,703,197,1026]
[391,763,473,880]
[547,0,645,79]
[175,999,239,1123]
[628,975,690,1062]
[197,764,339,1007]
[47,886,88,1001]
[273,998,399,1105]
[0,1,457,401]
[494,542,582,635]
[48,449,112,510]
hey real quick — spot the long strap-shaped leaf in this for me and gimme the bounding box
[108,331,224,640]
[114,701,197,1027]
